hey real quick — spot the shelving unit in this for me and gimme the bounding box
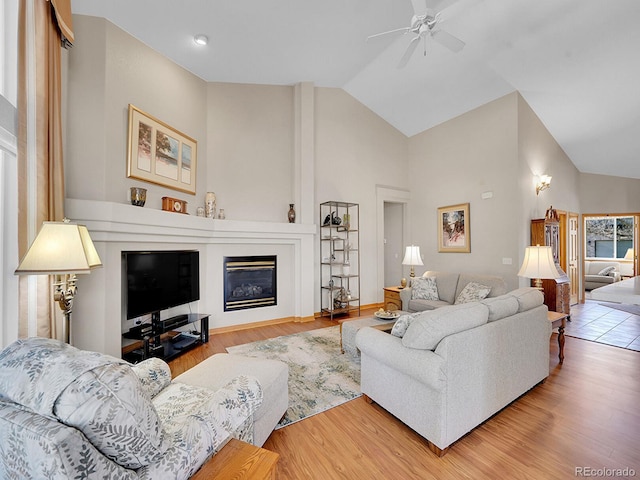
[319,201,360,319]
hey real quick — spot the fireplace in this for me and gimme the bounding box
[224,256,277,311]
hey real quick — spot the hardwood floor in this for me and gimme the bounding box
[170,307,640,479]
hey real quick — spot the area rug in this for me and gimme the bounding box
[598,302,640,316]
[226,326,361,428]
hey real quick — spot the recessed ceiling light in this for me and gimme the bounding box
[193,34,208,46]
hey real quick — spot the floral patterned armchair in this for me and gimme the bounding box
[0,338,262,479]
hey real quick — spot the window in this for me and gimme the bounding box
[585,216,634,259]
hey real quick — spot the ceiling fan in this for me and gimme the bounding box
[368,0,465,68]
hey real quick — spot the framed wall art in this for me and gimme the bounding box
[437,203,470,253]
[127,104,197,194]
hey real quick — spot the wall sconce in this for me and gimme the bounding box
[535,175,552,195]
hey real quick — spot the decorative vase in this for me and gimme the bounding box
[288,204,296,223]
[205,192,216,218]
[130,187,147,207]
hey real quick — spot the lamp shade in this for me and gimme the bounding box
[517,245,560,280]
[15,221,103,275]
[402,245,424,266]
[624,248,634,260]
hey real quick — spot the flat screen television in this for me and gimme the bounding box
[122,250,200,320]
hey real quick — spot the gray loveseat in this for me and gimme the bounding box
[399,271,508,312]
[584,261,621,290]
[0,338,283,479]
[356,287,551,455]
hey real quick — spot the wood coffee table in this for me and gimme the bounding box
[339,312,406,356]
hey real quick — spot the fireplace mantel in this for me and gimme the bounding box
[66,198,315,243]
[65,198,316,358]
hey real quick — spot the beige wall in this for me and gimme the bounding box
[315,87,408,304]
[579,173,640,214]
[408,93,522,289]
[206,82,294,222]
[66,16,208,213]
[65,16,640,326]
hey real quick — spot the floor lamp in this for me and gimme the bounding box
[15,220,103,344]
[517,245,560,291]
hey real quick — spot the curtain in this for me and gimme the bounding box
[17,0,73,339]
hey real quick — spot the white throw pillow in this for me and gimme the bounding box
[454,282,491,304]
[411,276,439,301]
[598,266,616,276]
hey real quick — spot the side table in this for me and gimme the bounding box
[191,438,279,480]
[383,286,403,311]
[548,311,568,364]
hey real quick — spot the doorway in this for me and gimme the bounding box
[384,202,404,288]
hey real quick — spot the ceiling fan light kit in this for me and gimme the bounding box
[367,0,465,68]
[193,34,209,46]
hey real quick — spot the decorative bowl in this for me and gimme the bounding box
[374,311,400,320]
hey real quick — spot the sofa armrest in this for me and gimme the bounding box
[131,357,172,398]
[356,327,445,391]
[399,287,412,311]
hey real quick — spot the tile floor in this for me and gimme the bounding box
[567,300,640,351]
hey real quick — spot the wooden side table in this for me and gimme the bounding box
[191,438,279,480]
[383,286,403,311]
[548,311,568,364]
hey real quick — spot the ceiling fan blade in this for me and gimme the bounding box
[432,29,465,52]
[397,36,421,69]
[366,26,411,41]
[410,0,427,16]
[431,0,461,14]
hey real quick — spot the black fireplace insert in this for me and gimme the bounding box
[223,255,277,311]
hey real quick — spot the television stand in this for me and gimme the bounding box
[123,313,210,363]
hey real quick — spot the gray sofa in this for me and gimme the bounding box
[356,287,551,455]
[584,261,621,290]
[399,271,508,312]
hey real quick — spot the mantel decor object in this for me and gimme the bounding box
[205,192,216,218]
[288,204,296,223]
[130,187,147,207]
[162,196,188,214]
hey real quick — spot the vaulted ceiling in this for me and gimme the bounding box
[72,0,640,179]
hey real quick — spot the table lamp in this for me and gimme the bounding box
[517,245,560,290]
[402,245,424,278]
[15,219,102,343]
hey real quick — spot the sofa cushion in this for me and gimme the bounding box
[411,276,439,301]
[55,363,169,469]
[508,287,544,312]
[0,338,168,470]
[454,282,491,304]
[481,294,520,322]
[423,271,460,304]
[401,303,489,350]
[456,274,508,300]
[597,265,616,276]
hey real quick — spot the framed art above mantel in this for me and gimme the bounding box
[438,203,470,253]
[126,104,197,195]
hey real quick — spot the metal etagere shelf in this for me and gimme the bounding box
[319,201,360,320]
